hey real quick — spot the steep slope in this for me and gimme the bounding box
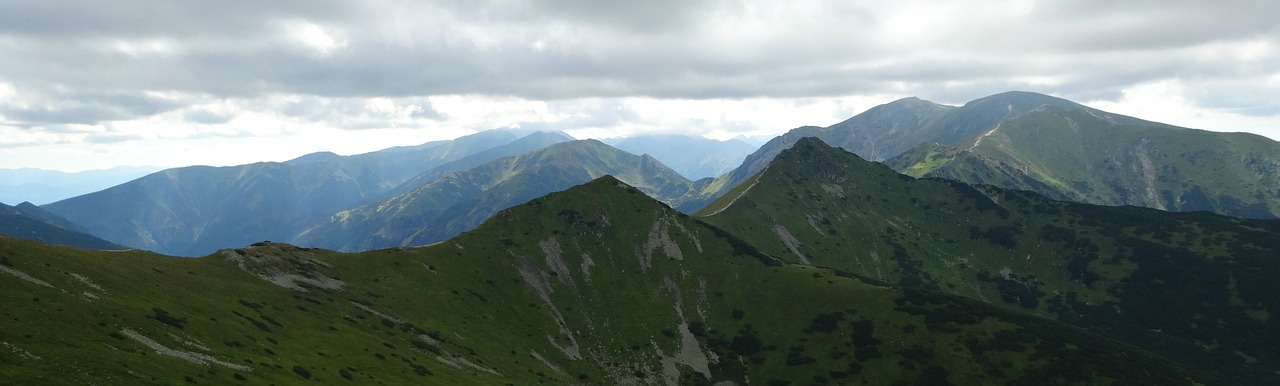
[701,138,1280,384]
[0,202,125,250]
[887,104,1280,218]
[41,130,526,256]
[293,140,696,252]
[0,177,1219,385]
[612,134,759,179]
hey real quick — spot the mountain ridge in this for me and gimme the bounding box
[701,137,1280,384]
[292,139,696,252]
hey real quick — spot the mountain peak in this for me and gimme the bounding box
[964,90,1080,110]
[285,151,341,165]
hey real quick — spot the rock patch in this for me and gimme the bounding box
[119,328,251,371]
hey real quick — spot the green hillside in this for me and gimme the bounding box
[887,104,1280,218]
[702,138,1280,384]
[0,176,1218,385]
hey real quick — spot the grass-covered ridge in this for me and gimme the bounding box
[887,104,1280,218]
[702,137,1280,384]
[1,176,1219,385]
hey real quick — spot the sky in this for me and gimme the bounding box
[1,0,1278,172]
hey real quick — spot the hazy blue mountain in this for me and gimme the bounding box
[0,201,125,249]
[41,130,529,256]
[612,134,758,179]
[0,165,162,205]
[293,139,695,251]
[385,131,575,197]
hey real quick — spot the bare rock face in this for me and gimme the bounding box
[220,242,345,292]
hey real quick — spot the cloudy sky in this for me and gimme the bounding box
[2,0,1278,171]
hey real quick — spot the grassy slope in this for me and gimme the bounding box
[889,106,1280,218]
[702,138,1280,384]
[1,177,1215,385]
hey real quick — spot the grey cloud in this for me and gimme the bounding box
[0,0,358,39]
[1,91,182,125]
[0,0,1277,128]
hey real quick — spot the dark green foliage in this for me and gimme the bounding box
[729,329,762,356]
[807,312,843,333]
[151,308,187,329]
[292,365,311,379]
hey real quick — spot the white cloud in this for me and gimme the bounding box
[283,20,347,56]
[1085,79,1280,139]
[0,0,1277,170]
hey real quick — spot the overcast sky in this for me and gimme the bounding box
[2,0,1278,171]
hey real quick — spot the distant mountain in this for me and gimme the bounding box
[0,201,124,249]
[42,130,531,256]
[886,104,1280,218]
[0,165,161,205]
[701,137,1280,384]
[611,134,758,179]
[385,131,575,197]
[0,176,1220,385]
[683,91,1280,218]
[293,139,695,251]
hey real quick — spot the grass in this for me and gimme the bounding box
[702,138,1280,384]
[0,174,1224,385]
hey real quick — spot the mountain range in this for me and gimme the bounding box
[41,130,539,256]
[1,162,1244,384]
[293,139,696,252]
[684,91,1280,218]
[0,165,161,205]
[14,90,1279,261]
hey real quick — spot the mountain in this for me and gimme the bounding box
[679,93,1034,211]
[292,140,696,252]
[700,137,1280,384]
[0,177,1220,385]
[683,91,1280,219]
[385,131,575,197]
[612,134,758,179]
[885,104,1280,218]
[41,130,530,256]
[0,201,125,250]
[0,165,161,205]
